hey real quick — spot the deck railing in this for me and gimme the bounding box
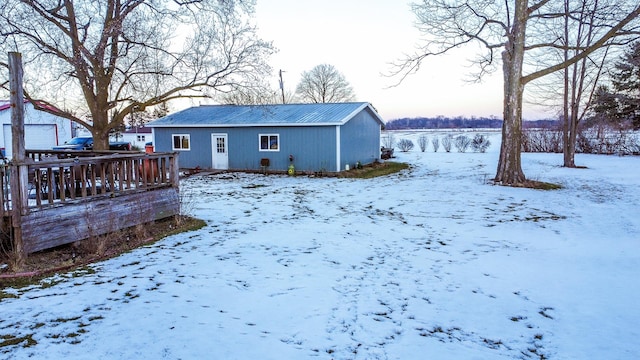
[1,150,179,215]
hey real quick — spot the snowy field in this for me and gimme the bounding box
[1,130,639,359]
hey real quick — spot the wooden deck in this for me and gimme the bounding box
[1,150,180,254]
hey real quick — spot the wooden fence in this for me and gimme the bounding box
[1,150,180,253]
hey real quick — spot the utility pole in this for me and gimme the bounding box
[279,69,286,104]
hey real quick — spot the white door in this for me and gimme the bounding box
[211,133,229,169]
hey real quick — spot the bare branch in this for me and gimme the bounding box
[0,0,274,149]
[523,4,640,84]
[394,0,640,185]
[387,0,508,86]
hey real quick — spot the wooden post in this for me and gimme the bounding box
[8,52,26,267]
[10,54,26,165]
[170,153,179,187]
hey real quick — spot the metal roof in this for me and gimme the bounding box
[0,100,61,113]
[148,102,384,128]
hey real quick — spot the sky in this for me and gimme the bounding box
[2,130,639,359]
[253,0,553,121]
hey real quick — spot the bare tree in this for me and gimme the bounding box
[533,0,622,167]
[0,0,274,150]
[218,84,279,105]
[217,78,296,105]
[394,0,640,186]
[295,64,356,103]
[559,0,612,168]
[126,101,170,130]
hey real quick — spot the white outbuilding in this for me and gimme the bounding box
[0,100,75,159]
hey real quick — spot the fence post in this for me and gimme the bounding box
[8,52,27,268]
[170,153,179,187]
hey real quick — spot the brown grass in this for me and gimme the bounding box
[337,161,410,179]
[514,180,563,190]
[0,216,206,288]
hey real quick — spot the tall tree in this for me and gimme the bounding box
[126,102,170,129]
[0,0,274,150]
[295,64,356,103]
[592,42,640,129]
[217,78,286,105]
[394,0,640,186]
[591,85,621,124]
[557,0,615,167]
[609,41,640,128]
[220,89,272,105]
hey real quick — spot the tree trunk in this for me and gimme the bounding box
[563,111,578,167]
[562,1,576,169]
[564,42,592,168]
[93,128,111,150]
[85,87,113,150]
[495,1,528,185]
[563,88,575,167]
[90,112,111,150]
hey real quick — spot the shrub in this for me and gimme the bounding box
[397,139,414,152]
[523,126,640,155]
[454,135,471,152]
[627,137,640,155]
[418,135,428,152]
[471,134,491,153]
[576,132,595,153]
[521,129,562,153]
[431,137,440,152]
[382,133,395,149]
[442,135,452,152]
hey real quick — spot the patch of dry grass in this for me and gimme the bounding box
[0,216,206,289]
[338,161,410,179]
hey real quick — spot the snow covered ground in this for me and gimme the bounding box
[1,130,639,359]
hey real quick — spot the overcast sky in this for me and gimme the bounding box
[254,0,552,121]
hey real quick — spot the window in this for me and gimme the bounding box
[172,134,190,150]
[259,134,279,151]
[216,136,226,153]
[137,135,146,142]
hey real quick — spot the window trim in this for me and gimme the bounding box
[172,134,191,151]
[259,133,280,152]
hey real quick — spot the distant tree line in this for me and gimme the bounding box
[384,116,559,130]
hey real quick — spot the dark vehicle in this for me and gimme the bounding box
[381,146,394,160]
[53,137,132,151]
[108,141,132,151]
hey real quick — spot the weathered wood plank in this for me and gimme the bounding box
[9,52,26,264]
[6,151,181,254]
[20,188,180,254]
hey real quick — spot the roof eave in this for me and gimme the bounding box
[147,102,385,127]
[148,122,343,128]
[337,102,385,126]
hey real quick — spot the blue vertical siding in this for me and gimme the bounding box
[151,107,381,172]
[153,126,338,172]
[339,108,382,170]
[233,126,337,172]
[152,127,208,169]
